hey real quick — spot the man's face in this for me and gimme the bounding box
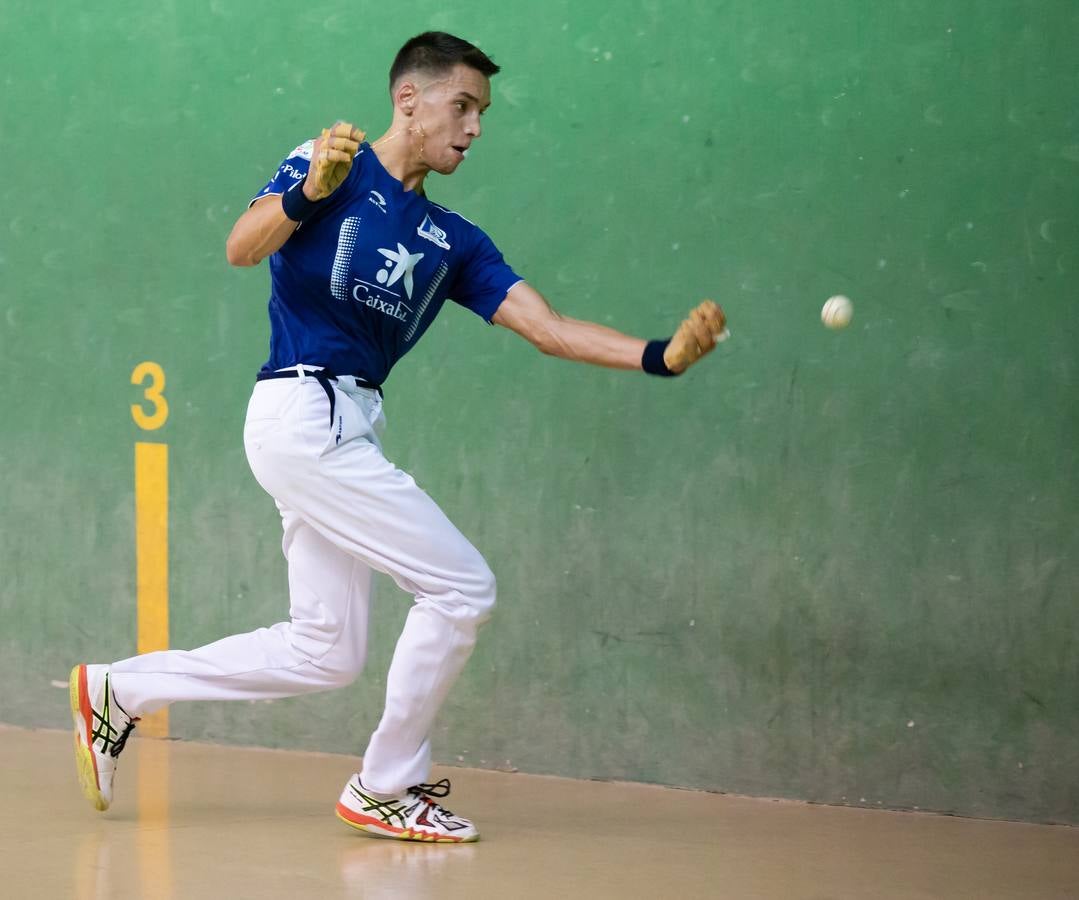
[406,64,491,175]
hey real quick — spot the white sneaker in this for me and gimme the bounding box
[336,775,479,843]
[69,664,137,811]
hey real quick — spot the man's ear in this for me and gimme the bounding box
[395,80,418,115]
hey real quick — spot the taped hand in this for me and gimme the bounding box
[663,300,728,374]
[306,122,365,200]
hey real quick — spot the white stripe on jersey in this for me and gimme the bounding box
[427,201,480,229]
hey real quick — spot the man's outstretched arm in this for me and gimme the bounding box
[490,281,727,375]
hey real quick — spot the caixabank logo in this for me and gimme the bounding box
[330,218,425,323]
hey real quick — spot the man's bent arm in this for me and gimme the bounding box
[225,194,300,267]
[491,282,647,370]
[226,123,364,267]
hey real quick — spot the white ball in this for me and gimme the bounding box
[821,294,853,329]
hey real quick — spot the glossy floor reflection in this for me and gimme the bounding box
[5,725,1078,899]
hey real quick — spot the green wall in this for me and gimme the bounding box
[2,0,1077,824]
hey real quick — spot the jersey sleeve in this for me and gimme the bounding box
[249,139,315,207]
[449,227,523,322]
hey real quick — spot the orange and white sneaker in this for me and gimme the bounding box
[69,664,137,811]
[336,776,479,843]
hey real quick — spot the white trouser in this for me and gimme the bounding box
[110,370,496,795]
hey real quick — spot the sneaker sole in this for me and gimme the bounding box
[69,665,108,812]
[334,803,478,843]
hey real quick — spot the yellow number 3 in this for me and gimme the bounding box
[131,361,169,431]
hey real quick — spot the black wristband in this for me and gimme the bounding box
[642,339,678,377]
[281,179,322,222]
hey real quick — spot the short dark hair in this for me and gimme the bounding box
[389,31,500,92]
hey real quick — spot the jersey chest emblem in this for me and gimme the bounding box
[417,214,451,250]
[329,217,450,342]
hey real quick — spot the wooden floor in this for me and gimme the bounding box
[5,725,1077,899]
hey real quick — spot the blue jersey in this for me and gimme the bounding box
[251,140,523,384]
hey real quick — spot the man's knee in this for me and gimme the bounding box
[476,561,497,618]
[430,546,496,623]
[317,654,366,688]
[461,555,497,624]
[409,544,496,624]
[303,635,366,688]
[286,616,366,687]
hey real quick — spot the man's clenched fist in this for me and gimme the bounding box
[305,122,365,201]
[663,300,728,374]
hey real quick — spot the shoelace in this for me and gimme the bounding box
[409,778,456,814]
[111,720,136,758]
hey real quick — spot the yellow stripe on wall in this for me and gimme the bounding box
[135,441,169,738]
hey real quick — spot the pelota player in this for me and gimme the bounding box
[70,31,727,842]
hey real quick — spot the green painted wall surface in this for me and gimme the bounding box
[2,1,1077,823]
